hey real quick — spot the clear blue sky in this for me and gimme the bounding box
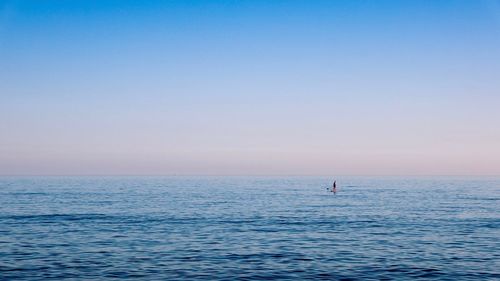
[1,0,499,175]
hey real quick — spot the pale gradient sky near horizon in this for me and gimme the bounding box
[1,0,500,176]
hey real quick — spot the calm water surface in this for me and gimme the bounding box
[1,176,499,280]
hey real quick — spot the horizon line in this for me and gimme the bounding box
[1,174,499,178]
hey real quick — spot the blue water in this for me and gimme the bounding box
[1,176,499,280]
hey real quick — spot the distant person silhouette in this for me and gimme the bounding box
[332,180,337,194]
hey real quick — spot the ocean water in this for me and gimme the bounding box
[0,176,499,280]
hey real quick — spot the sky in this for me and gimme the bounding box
[1,0,499,176]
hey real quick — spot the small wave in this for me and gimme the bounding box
[1,214,109,221]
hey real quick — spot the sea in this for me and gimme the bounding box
[0,176,499,280]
